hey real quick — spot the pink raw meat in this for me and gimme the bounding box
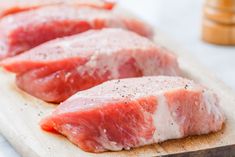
[1,28,179,103]
[41,76,225,152]
[0,0,115,18]
[0,5,152,59]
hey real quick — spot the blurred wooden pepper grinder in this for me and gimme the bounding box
[202,0,235,45]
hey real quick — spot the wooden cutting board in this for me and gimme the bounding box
[0,30,235,157]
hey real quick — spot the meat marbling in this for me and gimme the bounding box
[0,5,152,59]
[40,76,225,153]
[1,28,179,103]
[0,0,115,18]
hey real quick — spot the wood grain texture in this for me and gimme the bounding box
[163,145,235,157]
[0,30,235,157]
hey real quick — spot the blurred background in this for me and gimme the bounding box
[1,0,235,156]
[119,0,235,90]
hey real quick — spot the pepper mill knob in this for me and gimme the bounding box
[202,0,235,45]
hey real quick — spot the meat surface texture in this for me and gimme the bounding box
[0,0,115,18]
[0,5,153,59]
[40,76,225,153]
[1,28,179,103]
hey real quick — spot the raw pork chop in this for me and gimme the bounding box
[1,29,179,103]
[0,5,152,59]
[0,0,114,18]
[40,76,225,153]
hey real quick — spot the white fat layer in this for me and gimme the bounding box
[203,90,225,122]
[153,93,182,142]
[76,50,170,79]
[79,52,127,78]
[97,128,123,151]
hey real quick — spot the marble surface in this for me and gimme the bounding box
[0,0,234,156]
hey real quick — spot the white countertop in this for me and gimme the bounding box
[1,0,234,156]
